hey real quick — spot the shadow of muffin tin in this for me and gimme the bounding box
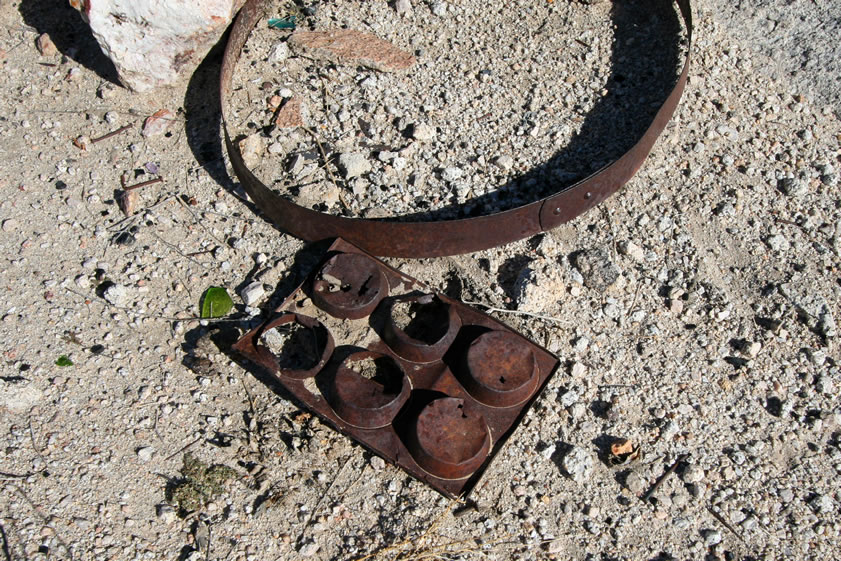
[233,239,560,497]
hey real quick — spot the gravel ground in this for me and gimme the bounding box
[1,1,840,560]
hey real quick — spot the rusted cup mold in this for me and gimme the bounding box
[312,253,388,319]
[233,239,562,497]
[254,312,334,379]
[381,294,461,363]
[461,331,539,407]
[406,396,492,480]
[329,351,411,429]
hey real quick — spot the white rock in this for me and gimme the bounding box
[494,155,514,171]
[269,41,291,63]
[240,281,265,306]
[338,153,371,178]
[441,167,464,182]
[561,446,594,484]
[618,240,645,262]
[72,0,245,91]
[430,1,447,16]
[103,284,130,307]
[703,529,723,546]
[682,464,705,484]
[136,446,155,462]
[155,504,176,524]
[572,337,589,353]
[392,157,408,172]
[394,0,413,15]
[766,234,790,252]
[570,362,587,377]
[743,341,761,358]
[298,541,320,557]
[0,381,43,414]
[809,493,835,514]
[238,134,265,169]
[410,123,435,141]
[513,266,564,314]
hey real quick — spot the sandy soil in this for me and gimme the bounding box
[1,1,840,560]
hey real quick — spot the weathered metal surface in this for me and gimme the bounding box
[232,239,561,497]
[462,331,539,408]
[329,351,411,429]
[251,312,334,380]
[381,294,461,363]
[406,397,491,480]
[220,0,693,257]
[311,252,388,320]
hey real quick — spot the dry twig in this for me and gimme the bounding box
[90,124,132,143]
[707,505,747,544]
[462,300,570,325]
[642,453,688,502]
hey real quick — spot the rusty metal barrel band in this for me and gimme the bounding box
[221,0,693,258]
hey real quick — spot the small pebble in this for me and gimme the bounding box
[561,446,594,484]
[240,281,265,306]
[136,447,154,462]
[440,167,464,182]
[624,471,646,495]
[142,109,176,137]
[394,0,412,15]
[618,240,645,262]
[494,155,514,171]
[103,284,130,307]
[702,529,723,546]
[298,541,320,557]
[36,33,58,56]
[410,123,435,141]
[338,153,371,178]
[155,504,176,524]
[572,249,620,292]
[765,234,790,252]
[269,42,291,62]
[570,362,587,377]
[682,464,705,484]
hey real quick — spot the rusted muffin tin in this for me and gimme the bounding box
[312,252,388,319]
[328,350,411,429]
[233,239,560,497]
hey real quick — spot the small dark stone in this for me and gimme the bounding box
[572,249,620,292]
[114,231,135,246]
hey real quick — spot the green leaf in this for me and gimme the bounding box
[55,355,73,367]
[200,287,234,319]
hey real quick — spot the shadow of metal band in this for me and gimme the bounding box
[220,0,693,257]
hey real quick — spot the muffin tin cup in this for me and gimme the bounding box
[329,351,412,429]
[381,294,462,363]
[254,312,334,380]
[461,331,539,408]
[312,253,388,319]
[406,397,491,480]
